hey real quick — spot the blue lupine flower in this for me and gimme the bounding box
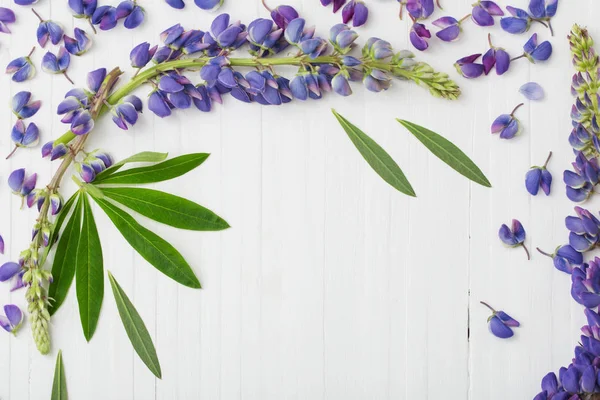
[194,0,223,11]
[363,68,391,93]
[320,0,346,13]
[8,120,40,158]
[92,5,117,31]
[270,5,298,30]
[207,14,247,50]
[41,141,53,158]
[247,18,286,57]
[471,1,504,26]
[498,219,530,259]
[500,6,531,34]
[64,28,92,56]
[34,10,63,48]
[80,151,113,181]
[79,163,97,183]
[432,16,467,42]
[0,8,16,34]
[6,48,36,82]
[482,34,510,75]
[525,152,552,196]
[116,0,144,29]
[111,95,142,130]
[0,262,20,282]
[519,82,544,100]
[409,23,430,51]
[332,71,352,97]
[341,0,368,28]
[329,24,358,54]
[69,0,97,18]
[148,90,174,118]
[566,206,600,252]
[12,91,41,119]
[50,143,68,161]
[0,305,23,335]
[564,151,600,202]
[491,103,523,139]
[363,37,393,60]
[536,244,583,274]
[480,301,520,339]
[454,53,484,79]
[158,73,202,109]
[571,258,600,308]
[41,47,73,84]
[529,0,557,35]
[87,67,106,93]
[71,110,94,135]
[405,0,434,20]
[522,33,552,62]
[284,18,314,45]
[8,168,37,197]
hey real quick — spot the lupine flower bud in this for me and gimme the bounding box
[92,6,118,30]
[79,163,96,183]
[116,0,144,29]
[481,302,520,339]
[0,304,23,335]
[332,71,352,96]
[537,244,583,274]
[498,219,530,259]
[341,0,368,28]
[27,189,46,210]
[363,38,393,60]
[525,152,552,196]
[50,143,68,161]
[471,1,504,26]
[12,91,41,119]
[0,8,16,34]
[409,23,431,51]
[50,193,63,215]
[566,206,600,252]
[6,51,36,82]
[41,141,53,158]
[37,19,63,48]
[111,95,142,130]
[71,110,94,135]
[270,5,298,30]
[64,28,92,56]
[363,69,391,93]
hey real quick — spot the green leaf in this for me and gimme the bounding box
[331,109,416,197]
[101,187,230,231]
[397,119,492,188]
[76,194,104,341]
[92,196,201,289]
[95,151,169,182]
[51,350,67,400]
[108,271,162,379]
[49,194,82,316]
[94,153,209,185]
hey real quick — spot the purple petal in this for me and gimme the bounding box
[512,219,526,243]
[87,67,106,93]
[351,2,368,27]
[4,305,22,328]
[436,25,461,42]
[456,53,481,65]
[12,91,31,113]
[496,311,520,327]
[523,33,538,54]
[0,7,15,23]
[71,110,94,135]
[472,6,494,27]
[498,224,517,246]
[165,0,184,8]
[8,169,25,192]
[194,0,222,11]
[0,235,3,254]
[528,0,545,18]
[0,262,20,282]
[489,316,514,338]
[495,49,510,75]
[410,31,429,51]
[480,1,504,16]
[124,6,144,29]
[500,17,528,34]
[525,168,542,195]
[458,63,484,79]
[432,16,458,29]
[158,75,184,93]
[482,48,496,75]
[530,41,552,62]
[499,119,519,139]
[540,169,552,195]
[148,91,172,118]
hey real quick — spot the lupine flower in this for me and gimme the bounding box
[471,1,504,26]
[482,34,510,75]
[409,23,431,51]
[69,0,97,33]
[521,33,552,63]
[50,143,68,161]
[0,262,19,282]
[194,0,223,11]
[519,82,544,100]
[537,245,583,274]
[405,0,434,20]
[64,28,92,56]
[247,18,286,57]
[12,91,41,119]
[454,54,484,79]
[491,103,523,139]
[480,301,520,339]
[41,141,53,158]
[33,10,63,48]
[564,152,600,202]
[71,110,94,135]
[92,5,118,31]
[566,206,600,252]
[529,0,557,35]
[525,151,552,196]
[50,193,63,215]
[207,14,247,50]
[432,16,469,42]
[0,235,3,255]
[0,7,16,34]
[158,73,203,109]
[329,24,358,54]
[363,37,393,60]
[498,219,530,259]
[8,168,37,198]
[78,152,112,183]
[6,47,36,82]
[571,258,600,307]
[500,6,532,34]
[269,5,298,30]
[111,95,142,130]
[7,120,40,159]
[87,67,106,93]
[148,90,173,118]
[116,0,144,29]
[41,47,73,84]
[320,0,347,13]
[0,305,23,335]
[341,0,368,28]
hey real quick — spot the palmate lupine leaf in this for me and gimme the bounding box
[108,271,162,379]
[397,119,492,188]
[49,193,82,316]
[94,151,169,181]
[50,350,67,400]
[100,187,230,231]
[332,109,416,197]
[76,193,104,341]
[94,153,209,185]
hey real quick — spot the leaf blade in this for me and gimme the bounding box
[397,119,492,188]
[76,194,104,341]
[94,151,169,182]
[332,109,416,197]
[49,194,82,316]
[50,350,67,400]
[91,196,201,288]
[101,187,230,231]
[108,271,162,379]
[95,153,209,185]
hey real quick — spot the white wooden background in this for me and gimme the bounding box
[0,0,594,398]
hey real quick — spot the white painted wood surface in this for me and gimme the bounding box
[0,0,593,398]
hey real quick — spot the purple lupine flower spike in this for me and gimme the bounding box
[491,103,523,139]
[0,7,16,34]
[12,91,41,119]
[409,23,431,51]
[6,47,36,82]
[454,53,484,79]
[33,9,64,48]
[64,28,92,56]
[41,47,73,84]
[498,219,530,259]
[525,152,552,196]
[536,244,582,274]
[482,34,510,75]
[0,304,23,335]
[432,15,469,42]
[480,301,520,339]
[471,1,503,26]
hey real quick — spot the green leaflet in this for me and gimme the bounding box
[51,350,67,400]
[94,153,209,185]
[76,194,104,341]
[49,194,82,316]
[101,187,230,231]
[108,271,162,379]
[95,151,169,182]
[332,109,416,197]
[397,119,492,188]
[92,196,201,289]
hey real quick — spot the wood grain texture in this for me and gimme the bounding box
[0,0,590,398]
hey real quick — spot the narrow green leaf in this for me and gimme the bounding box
[49,194,82,316]
[95,154,209,185]
[92,196,201,289]
[108,271,162,379]
[51,350,67,400]
[95,151,169,182]
[76,194,104,341]
[101,187,230,231]
[397,119,492,188]
[331,109,416,197]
